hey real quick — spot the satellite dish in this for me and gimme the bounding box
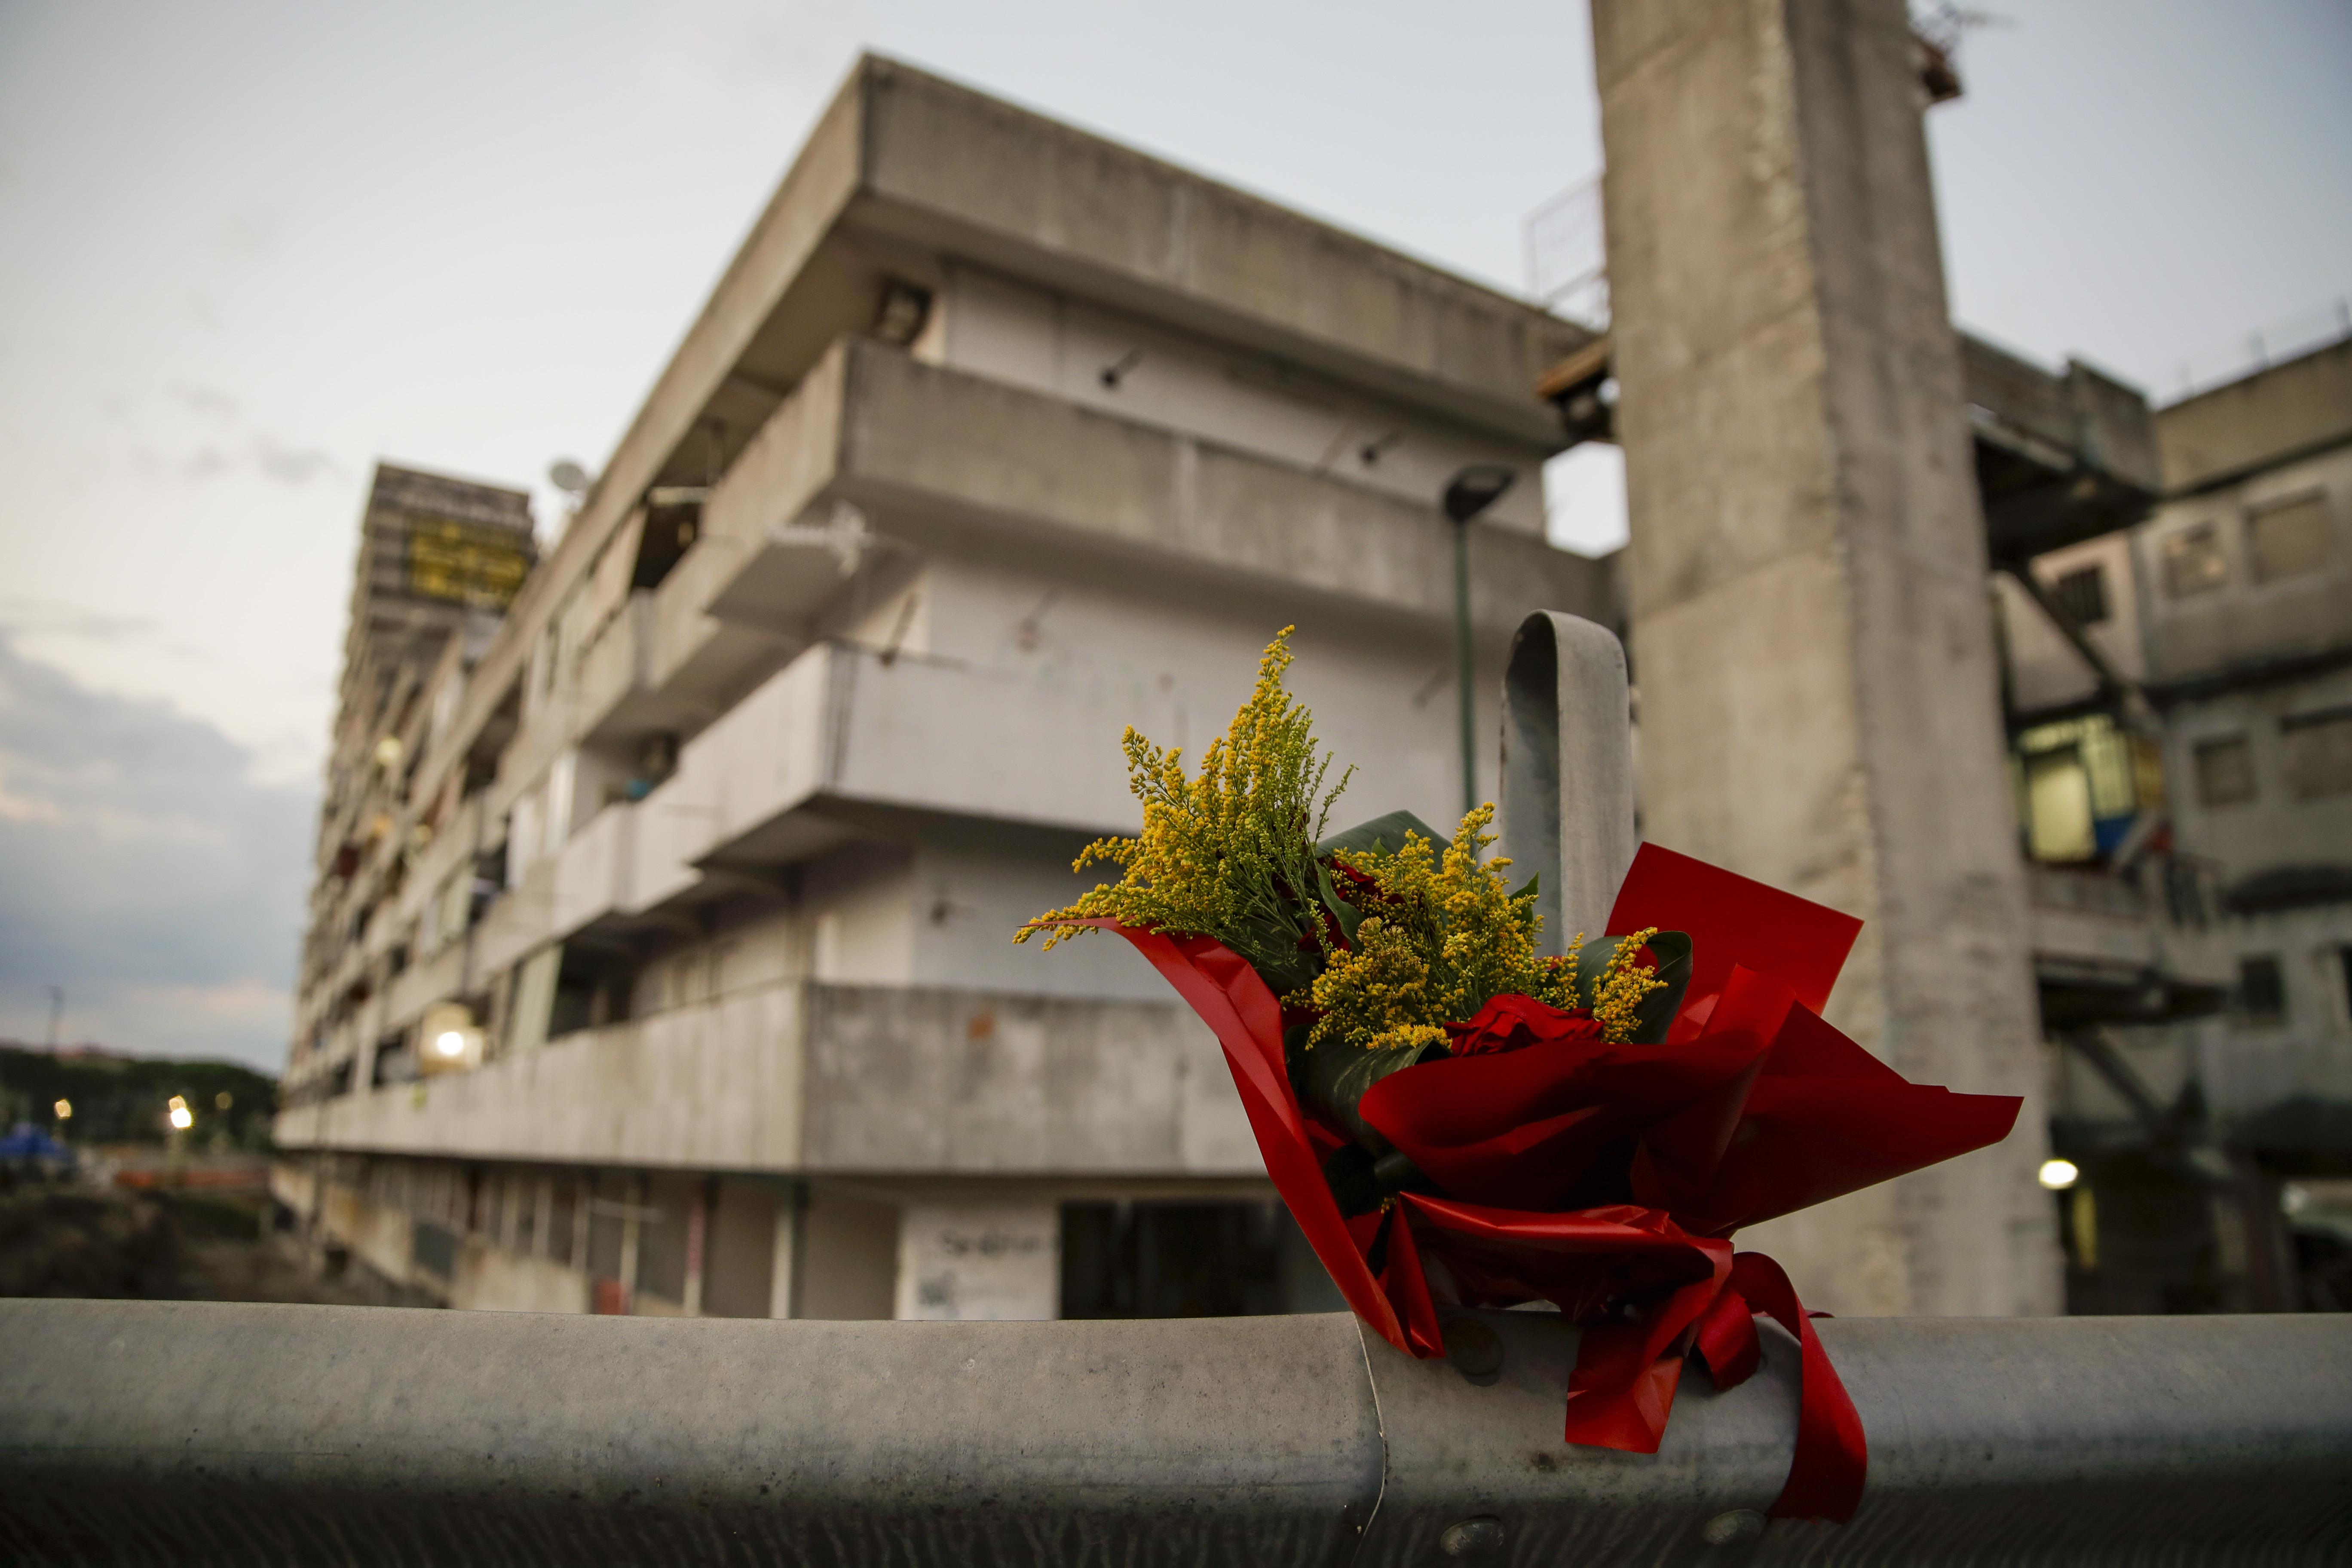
[548,459,592,496]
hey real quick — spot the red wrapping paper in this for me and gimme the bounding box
[1075,843,2022,1523]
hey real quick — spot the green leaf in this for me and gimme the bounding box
[1510,872,1540,902]
[1572,930,1694,1044]
[1292,1033,1449,1149]
[1317,809,1446,861]
[1313,858,1365,948]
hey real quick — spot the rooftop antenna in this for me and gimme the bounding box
[548,459,593,501]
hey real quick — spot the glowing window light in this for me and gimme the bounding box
[2037,1158,2080,1191]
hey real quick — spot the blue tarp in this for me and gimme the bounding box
[0,1122,72,1160]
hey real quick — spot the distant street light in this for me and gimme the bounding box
[167,1096,194,1132]
[1441,465,1518,819]
[434,1030,467,1059]
[2037,1158,2080,1191]
[53,1099,72,1121]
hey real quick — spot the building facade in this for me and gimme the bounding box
[2002,334,2352,1311]
[273,57,1606,1319]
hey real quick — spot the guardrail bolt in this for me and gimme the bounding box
[1700,1509,1766,1546]
[1439,1515,1506,1559]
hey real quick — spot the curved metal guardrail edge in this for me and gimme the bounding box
[1,1298,2348,1566]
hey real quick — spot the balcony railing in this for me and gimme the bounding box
[4,1299,2346,1565]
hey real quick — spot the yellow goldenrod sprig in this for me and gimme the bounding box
[1295,804,1578,1050]
[1017,628,1352,989]
[1592,927,1666,1042]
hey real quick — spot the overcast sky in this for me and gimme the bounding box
[1,0,2346,1068]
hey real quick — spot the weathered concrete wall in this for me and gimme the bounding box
[2134,444,2352,686]
[802,985,1260,1177]
[852,57,1586,447]
[927,264,1554,535]
[453,1245,588,1314]
[277,981,1259,1182]
[1997,532,2146,715]
[1594,0,2059,1314]
[2159,337,2352,495]
[277,983,808,1170]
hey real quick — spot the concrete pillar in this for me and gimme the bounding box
[1592,0,2059,1314]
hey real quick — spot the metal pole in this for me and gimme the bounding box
[1452,520,1477,818]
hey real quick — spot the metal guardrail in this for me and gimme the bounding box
[3,1300,2348,1565]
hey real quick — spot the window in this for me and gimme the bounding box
[1060,1200,1341,1318]
[2248,492,2332,583]
[2162,524,2228,597]
[2236,955,2286,1027]
[2194,735,2256,807]
[2051,564,2110,626]
[2282,709,2352,799]
[2024,749,2095,862]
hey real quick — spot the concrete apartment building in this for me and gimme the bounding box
[273,56,1609,1319]
[2003,334,2352,1311]
[280,17,2332,1325]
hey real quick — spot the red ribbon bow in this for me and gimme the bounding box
[1073,844,2021,1524]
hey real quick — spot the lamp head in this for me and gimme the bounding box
[1442,464,1517,524]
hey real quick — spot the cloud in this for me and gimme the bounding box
[134,431,345,488]
[658,0,853,101]
[168,382,240,421]
[249,432,343,485]
[0,599,163,642]
[0,634,312,1070]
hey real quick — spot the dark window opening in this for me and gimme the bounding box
[586,1173,627,1283]
[2282,709,2352,799]
[371,1032,416,1087]
[2236,956,2286,1028]
[631,497,702,591]
[551,943,634,1040]
[2194,735,2256,808]
[2051,564,2110,626]
[2162,524,2228,598]
[548,1175,579,1268]
[636,1176,693,1305]
[1060,1200,1343,1319]
[412,1221,459,1280]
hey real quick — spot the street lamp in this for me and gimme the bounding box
[1441,465,1517,819]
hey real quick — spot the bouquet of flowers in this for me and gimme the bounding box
[1018,631,2021,1522]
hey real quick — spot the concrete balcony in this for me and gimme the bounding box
[380,940,467,1037]
[2025,863,2228,1029]
[672,337,1611,653]
[470,854,557,985]
[272,980,1258,1180]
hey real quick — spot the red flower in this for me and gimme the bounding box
[1445,993,1602,1056]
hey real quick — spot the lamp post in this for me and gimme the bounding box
[1440,465,1517,820]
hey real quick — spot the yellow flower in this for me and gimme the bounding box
[1018,628,1351,987]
